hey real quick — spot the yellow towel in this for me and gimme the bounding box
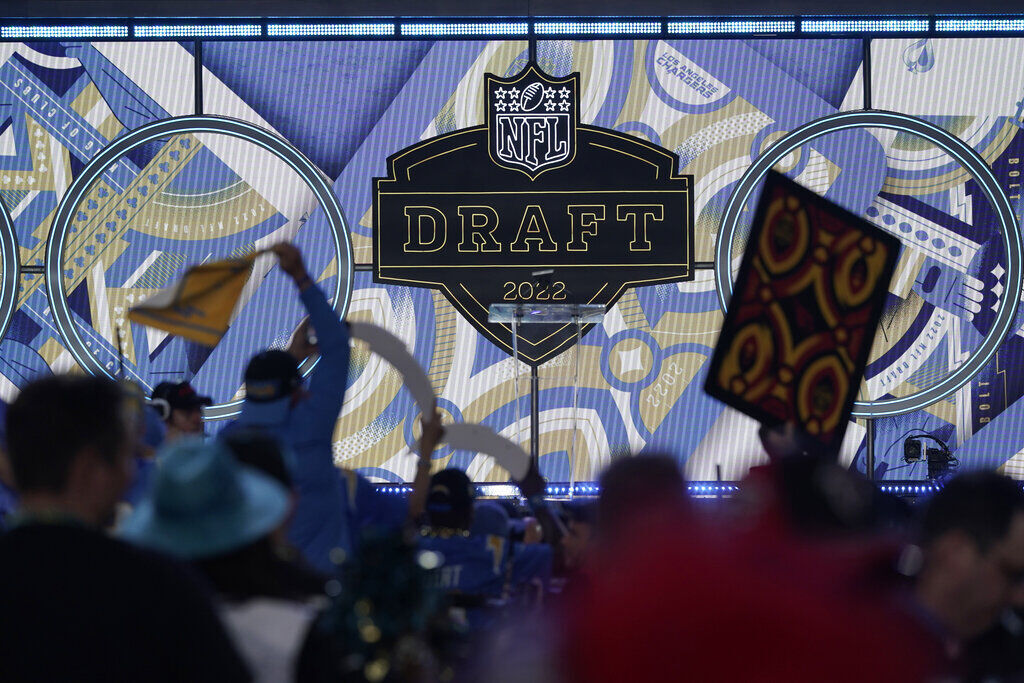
[128,253,259,347]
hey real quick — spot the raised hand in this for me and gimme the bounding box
[270,242,310,288]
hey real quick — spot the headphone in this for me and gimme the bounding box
[148,398,171,421]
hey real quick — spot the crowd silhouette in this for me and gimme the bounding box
[1,244,1022,682]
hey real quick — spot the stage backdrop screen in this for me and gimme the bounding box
[0,37,1020,484]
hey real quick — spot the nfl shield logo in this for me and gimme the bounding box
[486,64,578,179]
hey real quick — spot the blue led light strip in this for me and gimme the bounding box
[1,25,129,39]
[378,481,948,497]
[14,18,1024,41]
[667,20,796,34]
[379,486,414,496]
[267,23,395,37]
[936,18,1024,32]
[801,18,929,32]
[16,17,1024,41]
[534,21,662,35]
[134,24,262,38]
[878,484,939,495]
[400,22,529,37]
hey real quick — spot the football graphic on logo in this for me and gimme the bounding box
[520,82,545,112]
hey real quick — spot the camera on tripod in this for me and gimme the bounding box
[903,434,957,480]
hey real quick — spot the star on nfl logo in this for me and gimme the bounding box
[486,64,578,179]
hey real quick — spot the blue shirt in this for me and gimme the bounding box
[418,530,553,630]
[418,532,508,597]
[122,458,157,508]
[418,532,553,597]
[231,284,353,574]
[350,471,408,532]
[0,479,15,532]
[508,542,553,590]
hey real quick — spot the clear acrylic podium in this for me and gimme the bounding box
[488,303,605,497]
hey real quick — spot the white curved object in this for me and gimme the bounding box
[443,422,531,481]
[348,321,436,417]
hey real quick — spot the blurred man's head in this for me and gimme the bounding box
[598,454,686,539]
[151,381,210,441]
[6,375,137,526]
[219,427,296,548]
[916,471,1024,640]
[427,468,474,531]
[220,429,293,489]
[471,501,510,539]
[238,350,305,427]
[562,501,596,570]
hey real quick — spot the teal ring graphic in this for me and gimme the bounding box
[45,115,354,420]
[0,200,18,345]
[715,110,1022,418]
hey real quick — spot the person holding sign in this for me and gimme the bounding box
[408,414,556,628]
[223,243,355,575]
[703,171,910,535]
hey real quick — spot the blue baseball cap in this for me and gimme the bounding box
[120,437,289,559]
[244,350,301,403]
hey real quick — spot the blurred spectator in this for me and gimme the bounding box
[222,428,295,496]
[556,446,947,682]
[961,607,1024,683]
[478,501,553,604]
[1,384,167,526]
[0,400,16,530]
[151,380,212,442]
[472,500,511,539]
[510,515,544,545]
[740,422,913,537]
[122,437,325,682]
[596,454,687,541]
[560,501,596,574]
[0,469,13,531]
[225,243,354,574]
[299,529,456,683]
[914,472,1024,649]
[0,375,248,681]
[417,467,505,629]
[405,415,556,620]
[406,416,530,623]
[416,468,552,629]
[564,508,943,683]
[425,468,476,533]
[120,382,168,510]
[220,428,334,579]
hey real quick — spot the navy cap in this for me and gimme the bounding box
[152,381,212,412]
[244,350,301,403]
[428,468,475,514]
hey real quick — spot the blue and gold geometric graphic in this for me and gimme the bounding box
[2,37,1024,484]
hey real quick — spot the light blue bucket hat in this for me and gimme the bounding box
[120,437,289,559]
